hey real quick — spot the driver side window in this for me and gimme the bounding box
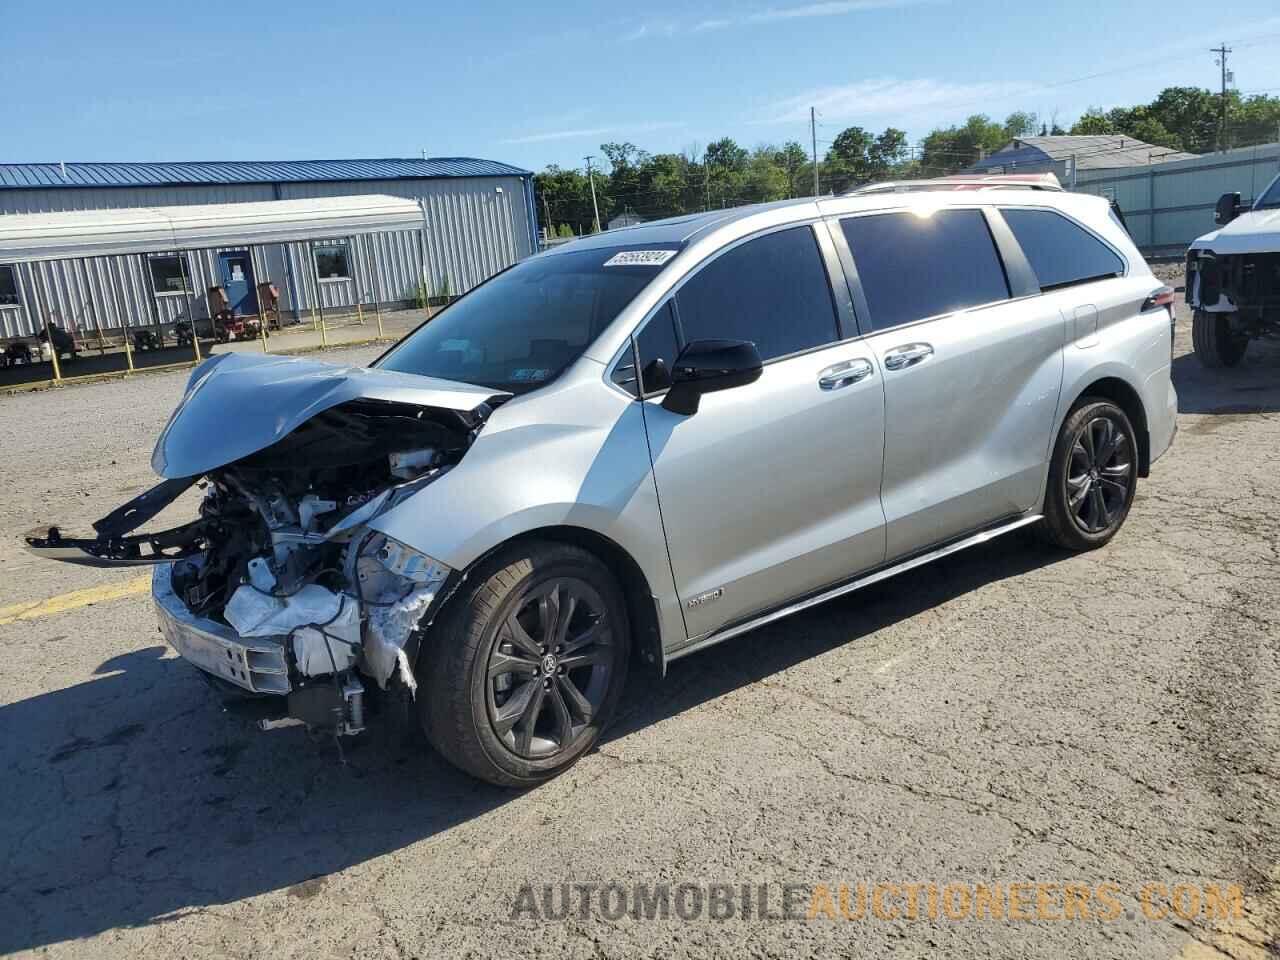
[675,225,840,362]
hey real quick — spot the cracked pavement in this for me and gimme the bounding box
[0,310,1277,959]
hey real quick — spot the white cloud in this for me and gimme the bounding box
[754,77,1033,125]
[501,121,685,145]
[626,0,937,39]
[747,0,929,23]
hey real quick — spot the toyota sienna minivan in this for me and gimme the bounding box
[29,181,1177,786]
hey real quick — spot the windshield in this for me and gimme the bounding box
[1256,174,1280,210]
[377,245,679,394]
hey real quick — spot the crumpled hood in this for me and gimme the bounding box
[1190,207,1280,254]
[152,352,509,478]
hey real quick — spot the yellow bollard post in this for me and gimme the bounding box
[47,322,63,383]
[123,326,135,372]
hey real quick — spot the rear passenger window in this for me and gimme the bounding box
[1001,208,1124,291]
[676,226,839,362]
[841,210,1010,331]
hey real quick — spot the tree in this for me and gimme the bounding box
[868,128,908,178]
[778,141,810,198]
[1003,111,1038,139]
[918,115,1006,175]
[1070,109,1115,136]
[534,165,605,236]
[823,126,874,192]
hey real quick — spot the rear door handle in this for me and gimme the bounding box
[818,358,874,390]
[883,342,933,370]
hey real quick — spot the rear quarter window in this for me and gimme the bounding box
[1001,208,1125,291]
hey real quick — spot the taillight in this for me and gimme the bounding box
[1142,285,1176,314]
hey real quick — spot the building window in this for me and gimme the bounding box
[0,265,18,306]
[148,254,191,296]
[313,241,351,280]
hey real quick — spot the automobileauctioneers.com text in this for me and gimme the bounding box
[511,881,1245,923]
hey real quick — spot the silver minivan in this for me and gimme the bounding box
[29,184,1178,786]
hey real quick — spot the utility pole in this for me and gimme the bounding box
[584,156,602,233]
[1212,43,1233,152]
[810,107,819,196]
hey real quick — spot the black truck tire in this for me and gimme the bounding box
[1192,310,1247,368]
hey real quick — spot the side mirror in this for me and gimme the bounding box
[1214,192,1243,225]
[661,339,763,416]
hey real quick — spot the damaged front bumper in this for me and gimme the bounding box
[154,563,291,695]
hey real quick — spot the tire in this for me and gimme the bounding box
[417,541,630,787]
[1192,310,1247,368]
[1040,400,1139,552]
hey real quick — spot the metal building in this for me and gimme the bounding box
[1067,142,1280,256]
[971,136,1196,185]
[0,158,536,339]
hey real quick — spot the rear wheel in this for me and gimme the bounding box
[418,541,630,787]
[1192,309,1247,368]
[1040,400,1138,552]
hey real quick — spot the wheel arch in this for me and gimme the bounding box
[1071,375,1151,477]
[423,524,665,677]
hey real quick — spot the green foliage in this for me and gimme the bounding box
[529,87,1280,228]
[1071,87,1280,153]
[1003,111,1038,139]
[918,115,1010,176]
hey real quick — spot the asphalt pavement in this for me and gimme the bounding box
[0,308,1276,959]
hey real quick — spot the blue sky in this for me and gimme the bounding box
[5,0,1280,172]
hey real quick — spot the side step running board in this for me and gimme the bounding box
[668,513,1043,662]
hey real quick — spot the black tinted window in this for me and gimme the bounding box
[1001,209,1124,291]
[635,302,680,393]
[841,210,1010,331]
[676,226,838,362]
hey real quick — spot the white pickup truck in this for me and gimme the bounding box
[1185,171,1280,368]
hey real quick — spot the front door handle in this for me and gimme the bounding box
[818,358,874,390]
[883,342,934,370]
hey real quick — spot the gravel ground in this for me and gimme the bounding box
[0,317,1277,959]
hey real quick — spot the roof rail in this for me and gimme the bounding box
[845,173,1064,196]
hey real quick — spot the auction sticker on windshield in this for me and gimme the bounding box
[603,250,679,267]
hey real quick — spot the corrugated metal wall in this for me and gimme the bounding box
[1070,143,1280,254]
[0,175,535,337]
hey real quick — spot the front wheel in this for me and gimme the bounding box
[1040,400,1138,552]
[418,541,630,787]
[1192,309,1248,368]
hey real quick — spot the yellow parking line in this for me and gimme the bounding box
[0,573,152,626]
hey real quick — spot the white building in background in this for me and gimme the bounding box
[0,158,538,339]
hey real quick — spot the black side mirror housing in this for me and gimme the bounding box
[1214,192,1243,225]
[661,339,763,416]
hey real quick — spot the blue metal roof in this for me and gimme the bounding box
[0,157,532,190]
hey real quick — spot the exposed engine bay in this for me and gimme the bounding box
[25,353,511,741]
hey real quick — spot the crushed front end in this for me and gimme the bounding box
[25,353,510,740]
[1186,248,1280,325]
